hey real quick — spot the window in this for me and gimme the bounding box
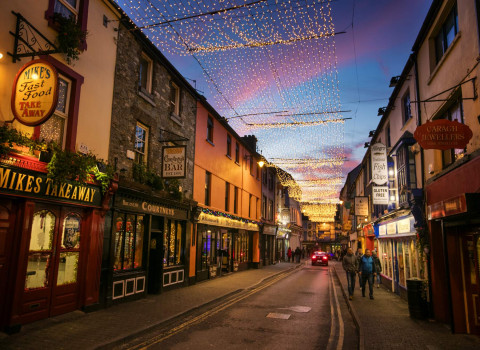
[268,171,274,191]
[441,98,464,168]
[249,194,252,217]
[207,116,214,143]
[170,82,180,116]
[397,145,417,205]
[163,220,185,267]
[268,200,274,221]
[205,172,211,206]
[262,195,267,218]
[54,0,79,19]
[249,155,254,175]
[386,123,391,148]
[402,91,412,124]
[262,168,267,185]
[226,134,232,157]
[134,122,148,164]
[225,182,230,211]
[40,76,71,148]
[113,214,145,271]
[234,231,249,263]
[235,142,240,163]
[139,54,153,94]
[435,3,458,64]
[234,186,239,214]
[256,163,260,179]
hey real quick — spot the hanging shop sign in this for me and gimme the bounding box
[372,186,389,205]
[371,143,388,185]
[0,164,101,207]
[414,119,473,150]
[354,196,369,217]
[162,146,186,178]
[11,59,59,126]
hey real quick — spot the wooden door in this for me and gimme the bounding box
[21,204,84,323]
[0,200,15,329]
[461,234,480,335]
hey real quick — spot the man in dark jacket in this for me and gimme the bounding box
[359,249,377,299]
[342,247,358,300]
[372,250,382,288]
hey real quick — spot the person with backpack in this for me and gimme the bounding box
[358,249,377,299]
[372,250,382,288]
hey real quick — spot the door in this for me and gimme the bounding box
[461,234,480,335]
[148,230,163,294]
[220,231,232,273]
[21,204,84,323]
[0,200,15,329]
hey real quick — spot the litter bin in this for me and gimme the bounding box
[406,278,428,319]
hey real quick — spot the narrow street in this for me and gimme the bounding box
[109,263,357,350]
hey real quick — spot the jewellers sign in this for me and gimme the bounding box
[11,59,59,126]
[371,143,388,185]
[414,119,473,150]
[162,146,186,178]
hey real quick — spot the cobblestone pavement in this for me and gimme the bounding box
[0,262,301,350]
[331,261,480,350]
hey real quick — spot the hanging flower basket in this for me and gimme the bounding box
[53,14,87,64]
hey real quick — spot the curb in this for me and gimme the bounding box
[332,265,365,350]
[96,265,300,349]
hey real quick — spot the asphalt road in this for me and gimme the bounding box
[113,263,358,350]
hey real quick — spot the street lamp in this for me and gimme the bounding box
[244,154,264,168]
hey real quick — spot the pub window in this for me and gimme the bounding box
[113,214,145,271]
[234,186,239,214]
[207,116,214,143]
[139,53,153,94]
[235,142,240,163]
[227,134,232,157]
[441,98,464,168]
[54,0,79,19]
[170,82,181,116]
[40,76,71,149]
[134,122,148,164]
[434,3,458,64]
[225,181,230,212]
[205,171,211,206]
[163,220,185,267]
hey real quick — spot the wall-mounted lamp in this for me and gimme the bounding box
[244,154,265,168]
[0,53,3,60]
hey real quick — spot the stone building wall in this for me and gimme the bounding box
[109,24,196,199]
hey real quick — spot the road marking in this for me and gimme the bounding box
[280,306,311,313]
[331,268,345,350]
[327,268,345,350]
[266,313,291,319]
[126,269,297,350]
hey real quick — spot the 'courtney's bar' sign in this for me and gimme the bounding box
[0,164,101,206]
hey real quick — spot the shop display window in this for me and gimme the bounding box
[398,241,405,287]
[29,210,55,251]
[234,232,250,263]
[25,253,51,289]
[113,213,145,271]
[410,240,418,278]
[56,252,79,285]
[163,219,185,267]
[405,240,411,279]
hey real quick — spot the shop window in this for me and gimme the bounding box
[199,227,218,271]
[386,123,391,148]
[227,134,232,158]
[163,219,185,267]
[134,122,148,164]
[234,231,249,263]
[139,54,153,94]
[225,182,230,212]
[402,91,412,124]
[57,214,81,286]
[113,214,145,271]
[262,195,267,219]
[207,116,214,143]
[235,142,239,163]
[205,171,211,206]
[440,98,465,168]
[434,3,458,64]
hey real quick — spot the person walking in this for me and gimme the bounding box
[342,247,358,300]
[295,247,302,263]
[287,247,292,262]
[355,248,363,289]
[301,247,306,259]
[359,249,377,299]
[372,250,382,288]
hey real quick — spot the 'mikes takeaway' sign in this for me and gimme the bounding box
[11,59,59,126]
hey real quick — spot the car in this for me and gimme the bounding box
[311,251,329,266]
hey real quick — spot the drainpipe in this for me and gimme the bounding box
[441,220,455,333]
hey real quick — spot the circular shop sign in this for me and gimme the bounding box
[11,59,59,126]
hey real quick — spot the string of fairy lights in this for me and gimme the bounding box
[117,0,347,222]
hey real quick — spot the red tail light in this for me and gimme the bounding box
[322,257,328,260]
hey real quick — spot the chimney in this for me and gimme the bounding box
[241,135,258,152]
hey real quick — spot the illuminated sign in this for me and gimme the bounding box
[162,146,186,178]
[11,59,59,126]
[414,119,473,150]
[371,143,388,185]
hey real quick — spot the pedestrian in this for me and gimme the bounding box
[372,250,382,288]
[287,247,292,262]
[342,247,358,300]
[355,248,363,288]
[301,247,306,259]
[295,247,301,263]
[358,249,377,299]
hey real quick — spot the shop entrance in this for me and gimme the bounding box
[220,231,232,273]
[461,234,480,335]
[20,204,84,324]
[148,217,164,294]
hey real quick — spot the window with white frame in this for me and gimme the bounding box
[434,3,458,64]
[40,76,71,148]
[139,54,153,94]
[441,97,464,168]
[170,82,180,116]
[134,122,148,164]
[54,0,79,19]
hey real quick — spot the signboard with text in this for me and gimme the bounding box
[414,119,473,150]
[372,186,389,205]
[354,196,369,217]
[162,146,186,178]
[371,143,388,185]
[11,59,59,126]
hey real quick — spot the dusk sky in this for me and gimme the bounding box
[117,0,433,202]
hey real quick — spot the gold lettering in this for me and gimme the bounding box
[9,172,17,190]
[89,189,97,202]
[34,177,42,193]
[15,174,26,191]
[0,168,11,188]
[45,178,53,195]
[50,184,58,197]
[71,187,78,200]
[58,183,66,198]
[84,188,90,202]
[25,175,35,192]
[78,187,87,201]
[65,184,72,198]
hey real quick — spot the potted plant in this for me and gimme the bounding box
[53,14,87,64]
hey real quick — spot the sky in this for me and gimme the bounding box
[116,0,432,204]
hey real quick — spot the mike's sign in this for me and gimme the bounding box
[414,119,473,150]
[11,59,59,126]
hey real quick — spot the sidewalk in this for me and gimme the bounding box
[331,261,480,350]
[0,262,300,350]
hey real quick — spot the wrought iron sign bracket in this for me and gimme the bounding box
[158,128,189,143]
[8,11,60,63]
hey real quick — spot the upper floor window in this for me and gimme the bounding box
[234,186,239,214]
[207,116,214,143]
[435,3,458,64]
[134,122,148,164]
[227,134,232,157]
[249,155,254,176]
[170,82,180,116]
[205,172,211,206]
[397,145,417,205]
[225,182,230,212]
[54,0,79,19]
[235,142,240,163]
[262,195,267,218]
[441,98,464,168]
[40,76,71,148]
[386,123,391,148]
[402,91,412,124]
[139,54,153,94]
[268,172,274,191]
[249,194,252,217]
[268,199,274,221]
